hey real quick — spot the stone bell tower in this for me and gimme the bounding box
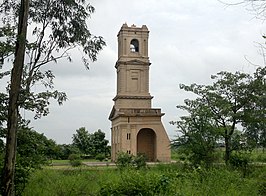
[109,24,170,162]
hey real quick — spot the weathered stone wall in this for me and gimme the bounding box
[109,24,171,162]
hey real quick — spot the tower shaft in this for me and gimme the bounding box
[109,24,170,162]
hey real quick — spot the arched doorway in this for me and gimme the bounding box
[137,128,156,161]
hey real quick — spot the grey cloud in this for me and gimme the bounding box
[3,0,265,143]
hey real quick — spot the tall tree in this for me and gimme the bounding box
[0,0,106,194]
[2,0,30,195]
[171,99,222,167]
[220,1,266,151]
[243,67,266,150]
[72,127,91,155]
[91,130,109,156]
[72,128,109,157]
[1,0,105,119]
[173,68,266,164]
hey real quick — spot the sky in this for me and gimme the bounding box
[1,0,266,144]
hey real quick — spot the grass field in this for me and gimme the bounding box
[22,163,266,196]
[171,147,266,163]
[20,149,266,195]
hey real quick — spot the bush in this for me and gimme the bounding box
[132,153,147,169]
[258,180,266,195]
[99,170,172,195]
[70,160,82,167]
[256,154,266,163]
[229,152,251,177]
[80,154,93,160]
[115,152,133,169]
[68,154,82,167]
[95,153,105,161]
[115,152,147,170]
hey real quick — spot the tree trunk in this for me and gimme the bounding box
[2,0,29,195]
[224,136,230,165]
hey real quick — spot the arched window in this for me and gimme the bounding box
[130,39,139,52]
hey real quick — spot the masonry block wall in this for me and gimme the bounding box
[109,24,171,162]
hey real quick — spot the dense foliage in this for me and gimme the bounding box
[172,67,266,166]
[115,152,147,170]
[72,127,109,158]
[0,125,112,194]
[0,0,106,119]
[0,125,58,195]
[0,0,105,193]
[55,144,81,160]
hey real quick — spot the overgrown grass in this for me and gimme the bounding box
[51,158,110,164]
[171,148,266,163]
[250,148,266,162]
[49,159,70,165]
[23,163,266,195]
[22,167,118,195]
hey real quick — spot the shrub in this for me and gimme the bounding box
[229,153,249,168]
[115,152,147,170]
[229,152,251,177]
[256,154,266,163]
[115,152,133,169]
[99,170,172,195]
[95,153,105,161]
[70,160,82,167]
[258,180,266,195]
[68,154,82,167]
[80,154,93,160]
[132,153,147,169]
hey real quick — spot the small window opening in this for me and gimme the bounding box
[127,133,131,140]
[130,39,139,52]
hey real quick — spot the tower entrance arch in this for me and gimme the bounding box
[137,128,156,161]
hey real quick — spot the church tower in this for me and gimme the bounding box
[109,24,170,162]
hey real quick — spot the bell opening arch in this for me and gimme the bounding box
[130,39,139,52]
